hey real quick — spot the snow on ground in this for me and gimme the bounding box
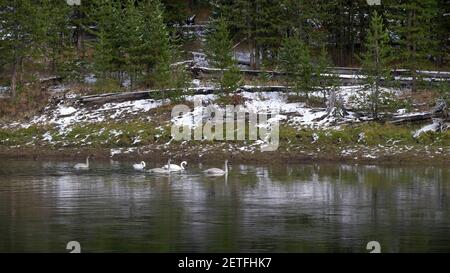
[1,85,429,151]
[84,74,97,84]
[174,88,368,130]
[22,95,165,138]
[192,52,209,67]
[0,86,10,98]
[14,84,404,135]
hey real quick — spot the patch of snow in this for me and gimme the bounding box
[84,74,97,84]
[109,130,122,137]
[358,132,365,143]
[0,86,10,98]
[110,148,122,157]
[191,79,201,87]
[192,52,209,67]
[59,106,77,116]
[312,133,319,143]
[42,132,53,143]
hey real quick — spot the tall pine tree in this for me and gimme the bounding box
[359,10,393,119]
[0,0,46,96]
[279,35,314,97]
[205,17,242,93]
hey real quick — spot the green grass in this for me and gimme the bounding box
[0,120,172,148]
[0,126,46,145]
[278,123,449,146]
[0,121,448,148]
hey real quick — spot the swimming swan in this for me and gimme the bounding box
[148,159,172,174]
[163,161,187,171]
[133,161,146,171]
[74,156,90,170]
[204,160,228,176]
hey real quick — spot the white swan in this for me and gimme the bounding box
[148,159,172,174]
[74,156,90,170]
[133,161,146,171]
[204,160,228,176]
[163,161,187,171]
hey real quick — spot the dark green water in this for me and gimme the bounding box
[0,159,448,253]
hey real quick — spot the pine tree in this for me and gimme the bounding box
[321,0,371,66]
[205,17,241,93]
[214,0,284,69]
[41,0,72,73]
[92,0,120,81]
[91,0,179,94]
[282,0,326,47]
[141,0,173,91]
[279,35,314,97]
[315,46,340,103]
[359,10,393,120]
[434,0,449,67]
[168,45,191,102]
[161,0,189,25]
[0,0,45,96]
[124,0,145,91]
[386,0,439,91]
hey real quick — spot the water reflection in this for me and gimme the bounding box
[0,160,448,253]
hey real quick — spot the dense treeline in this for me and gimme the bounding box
[214,0,448,68]
[0,0,448,98]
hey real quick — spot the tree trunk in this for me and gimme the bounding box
[19,56,24,83]
[250,40,257,69]
[11,53,18,97]
[77,26,84,57]
[409,10,418,92]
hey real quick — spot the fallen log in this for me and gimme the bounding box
[190,65,450,86]
[389,112,433,125]
[389,99,448,125]
[72,86,294,105]
[40,76,63,86]
[75,88,215,105]
[240,85,291,92]
[191,66,447,87]
[170,60,195,68]
[413,118,447,138]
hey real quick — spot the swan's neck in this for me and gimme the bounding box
[86,157,89,167]
[225,161,228,173]
[142,162,146,167]
[181,162,187,169]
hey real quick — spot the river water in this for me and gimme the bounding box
[0,159,448,253]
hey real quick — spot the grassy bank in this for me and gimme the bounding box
[1,121,448,165]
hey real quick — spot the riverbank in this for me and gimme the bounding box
[0,146,449,166]
[0,132,448,166]
[0,86,448,165]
